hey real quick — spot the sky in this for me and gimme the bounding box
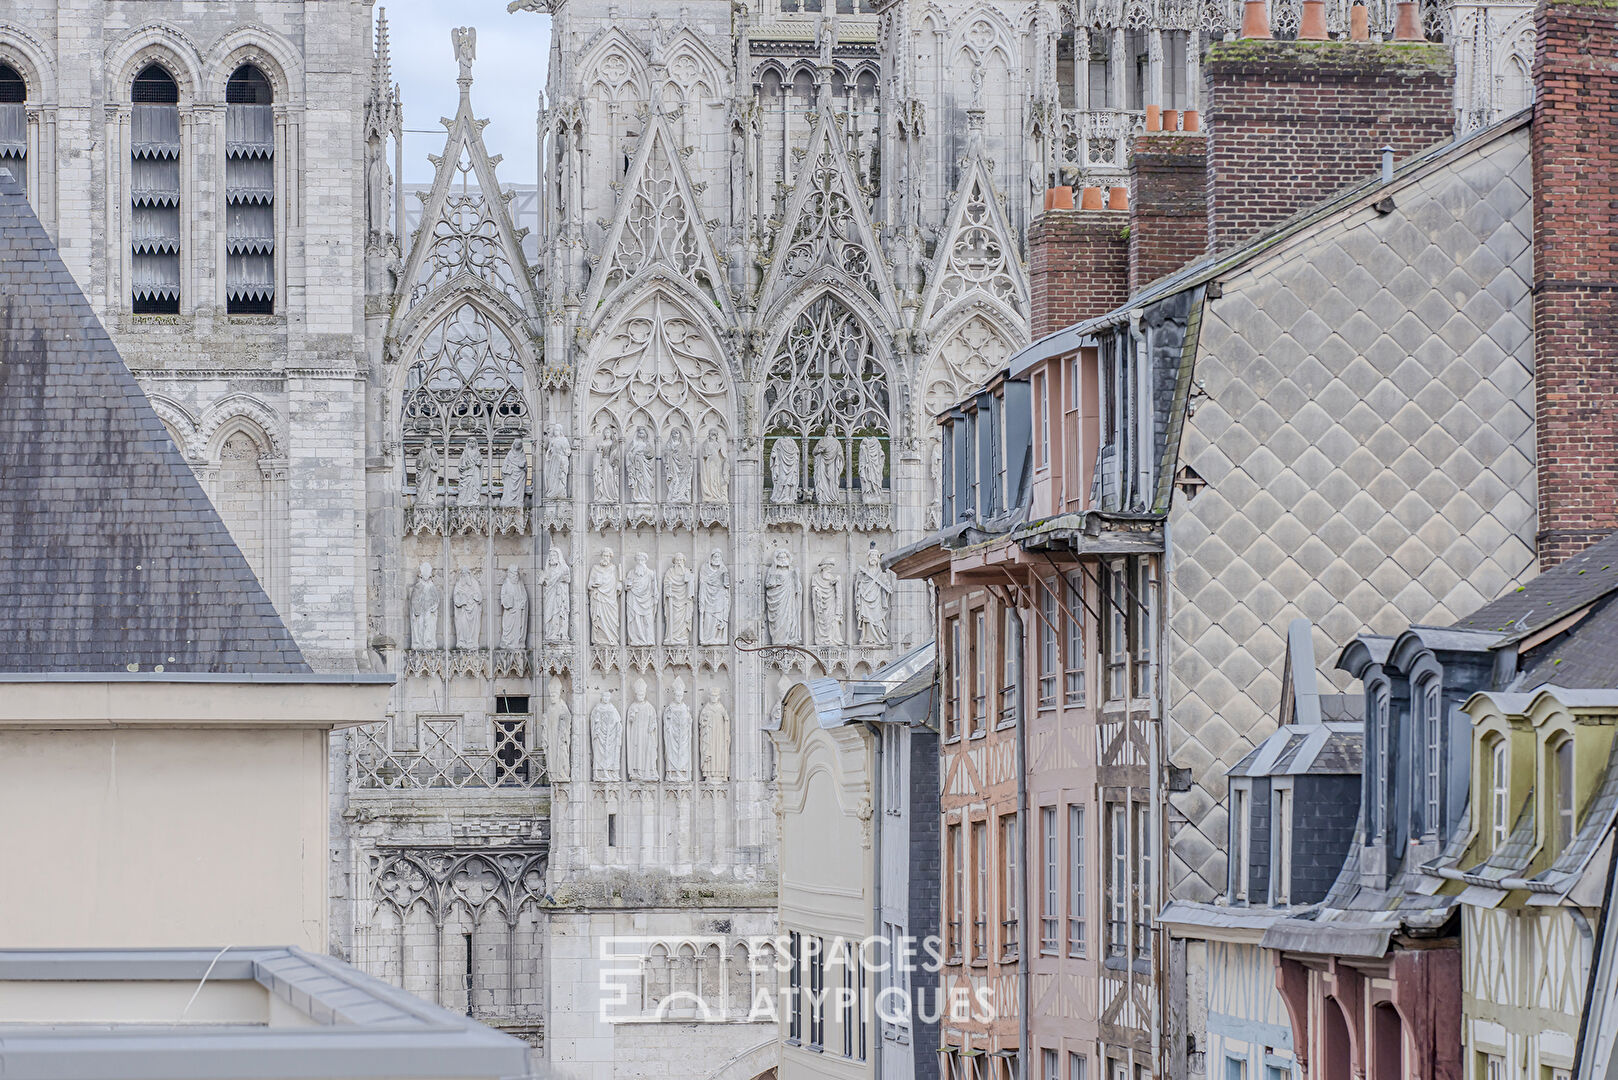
[381,0,550,185]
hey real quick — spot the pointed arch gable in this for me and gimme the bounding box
[0,23,58,101]
[922,155,1030,322]
[948,6,1019,61]
[109,24,205,102]
[578,27,650,97]
[203,26,304,104]
[146,395,200,460]
[917,305,1019,429]
[198,393,287,460]
[392,267,535,366]
[389,292,537,406]
[659,28,729,100]
[587,268,737,379]
[581,108,734,326]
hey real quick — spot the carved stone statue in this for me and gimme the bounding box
[587,549,623,645]
[626,425,656,504]
[414,444,440,505]
[543,423,570,500]
[626,678,659,781]
[593,426,622,503]
[812,435,843,503]
[541,548,571,643]
[500,441,526,508]
[366,138,392,242]
[663,553,695,646]
[452,26,476,81]
[764,550,802,645]
[858,436,885,499]
[457,443,484,506]
[499,566,528,649]
[591,688,623,782]
[810,558,845,646]
[623,552,659,647]
[769,437,800,504]
[698,550,731,646]
[664,427,693,502]
[453,566,482,649]
[663,677,693,782]
[409,562,440,649]
[698,687,730,781]
[700,428,728,503]
[855,547,895,647]
[545,677,571,782]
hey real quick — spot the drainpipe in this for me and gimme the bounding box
[870,717,884,1080]
[1152,520,1170,1077]
[1012,605,1031,1080]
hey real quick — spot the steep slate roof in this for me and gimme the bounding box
[0,172,308,674]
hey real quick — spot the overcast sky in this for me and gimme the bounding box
[381,1,550,185]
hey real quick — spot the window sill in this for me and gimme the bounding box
[994,721,1017,732]
[968,729,987,741]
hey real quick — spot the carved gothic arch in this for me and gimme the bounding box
[387,293,539,411]
[915,302,1021,441]
[108,24,207,103]
[947,5,1020,63]
[203,25,305,104]
[577,26,652,97]
[758,275,898,370]
[587,272,738,382]
[145,395,201,461]
[392,269,535,366]
[198,394,287,461]
[0,23,58,102]
[657,27,730,100]
[920,154,1030,324]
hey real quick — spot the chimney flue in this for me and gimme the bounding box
[1380,144,1395,183]
[1241,0,1272,39]
[1394,0,1423,40]
[1300,0,1328,40]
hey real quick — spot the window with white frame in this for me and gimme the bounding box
[948,823,964,959]
[1034,370,1050,469]
[1420,677,1443,836]
[1064,573,1086,706]
[1233,785,1250,902]
[1490,738,1510,850]
[1040,807,1059,953]
[1000,608,1019,725]
[972,609,988,736]
[1001,813,1019,958]
[1555,737,1576,853]
[1068,804,1086,956]
[1043,1049,1060,1080]
[1132,558,1156,699]
[947,617,962,740]
[1039,580,1059,709]
[1105,564,1127,702]
[1107,802,1127,957]
[787,931,801,1043]
[0,64,25,194]
[1069,1053,1088,1080]
[1134,803,1152,959]
[808,936,824,1050]
[1370,681,1390,838]
[842,941,854,1057]
[1273,786,1292,906]
[1482,1054,1504,1080]
[972,820,989,961]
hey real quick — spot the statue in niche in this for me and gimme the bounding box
[626,678,659,781]
[698,550,731,646]
[698,687,730,781]
[623,552,659,647]
[457,443,484,507]
[366,137,392,243]
[452,26,476,81]
[812,435,843,503]
[647,12,667,67]
[855,546,895,647]
[453,566,482,649]
[587,549,623,645]
[543,422,571,500]
[664,427,693,502]
[414,444,440,505]
[810,558,845,646]
[663,553,695,646]
[700,428,728,503]
[663,677,693,782]
[626,425,657,504]
[500,441,527,508]
[858,436,885,499]
[409,562,441,649]
[545,677,571,782]
[591,688,623,782]
[764,550,802,645]
[593,426,622,503]
[541,548,571,643]
[769,438,800,504]
[499,566,528,649]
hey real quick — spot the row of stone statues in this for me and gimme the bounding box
[546,676,731,783]
[409,563,532,650]
[768,434,885,504]
[412,426,572,506]
[586,549,731,647]
[593,424,728,505]
[762,547,894,647]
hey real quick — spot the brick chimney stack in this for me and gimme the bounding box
[1532,0,1618,565]
[1203,41,1455,252]
[1129,132,1209,292]
[1027,207,1129,337]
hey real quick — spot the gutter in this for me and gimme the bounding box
[1011,605,1031,1080]
[1423,864,1559,895]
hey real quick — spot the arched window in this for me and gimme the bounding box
[131,62,180,314]
[1367,680,1390,839]
[1553,736,1576,853]
[1415,676,1443,837]
[1489,736,1510,850]
[225,64,275,314]
[0,62,25,193]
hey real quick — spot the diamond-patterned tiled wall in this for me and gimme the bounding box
[1167,126,1538,902]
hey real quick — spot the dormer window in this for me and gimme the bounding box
[1368,680,1390,839]
[1232,785,1250,902]
[1417,677,1443,837]
[1554,737,1575,853]
[1488,737,1509,850]
[1272,786,1292,906]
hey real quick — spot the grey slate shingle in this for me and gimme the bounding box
[0,172,308,674]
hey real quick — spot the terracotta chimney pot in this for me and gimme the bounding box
[1047,185,1075,210]
[1241,0,1273,39]
[1145,105,1162,132]
[1108,186,1129,211]
[1299,0,1328,39]
[1349,3,1370,38]
[1080,186,1105,210]
[1393,0,1423,40]
[1183,109,1201,131]
[1162,108,1179,131]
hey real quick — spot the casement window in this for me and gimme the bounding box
[855,954,866,1062]
[1104,564,1128,702]
[1232,786,1250,902]
[0,64,24,194]
[1555,737,1576,852]
[946,617,962,740]
[224,65,275,314]
[1039,580,1059,710]
[1272,786,1292,906]
[1064,573,1086,706]
[1001,814,1020,958]
[1419,677,1443,835]
[1069,1053,1088,1080]
[1133,803,1152,959]
[948,823,964,960]
[1000,608,1019,725]
[1040,807,1059,953]
[808,936,825,1050]
[1370,682,1390,837]
[883,727,903,816]
[1482,1054,1505,1080]
[1490,738,1510,850]
[1132,558,1157,699]
[1043,1049,1060,1080]
[787,931,802,1043]
[1034,370,1050,469]
[972,820,989,961]
[841,941,854,1058]
[1107,802,1127,957]
[1067,804,1087,956]
[971,609,988,736]
[131,63,181,314]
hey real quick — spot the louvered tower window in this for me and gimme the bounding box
[131,64,180,314]
[225,65,274,314]
[0,64,25,193]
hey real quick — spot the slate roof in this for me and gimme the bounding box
[0,171,308,674]
[1454,531,1618,641]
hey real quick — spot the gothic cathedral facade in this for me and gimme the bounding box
[0,0,1530,1076]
